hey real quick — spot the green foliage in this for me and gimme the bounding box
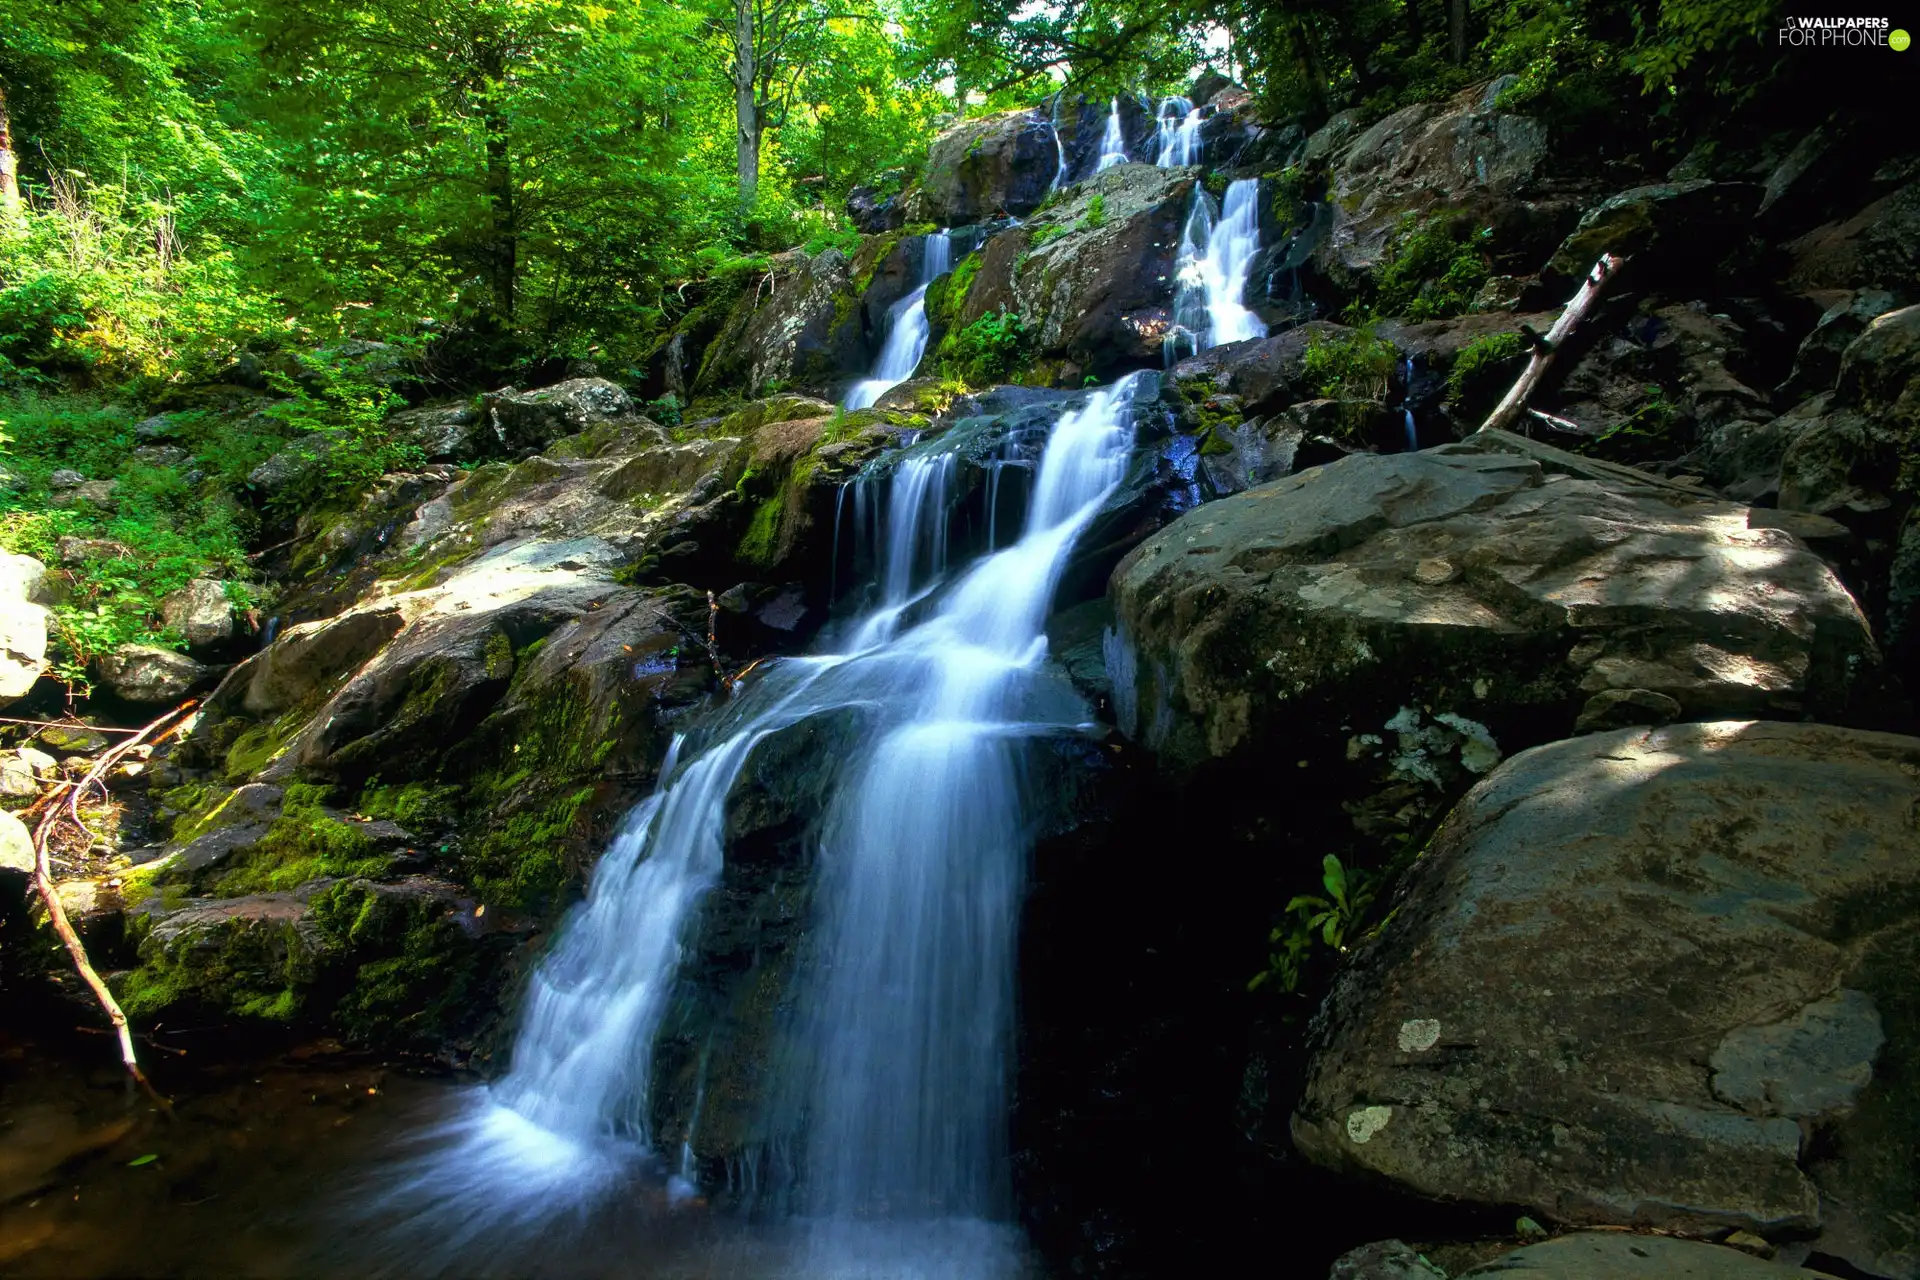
[1078,192,1107,231]
[1447,331,1531,411]
[0,392,259,692]
[259,348,423,509]
[1364,215,1491,323]
[938,310,1029,387]
[1249,855,1380,993]
[210,785,390,895]
[1029,223,1069,251]
[1582,383,1682,464]
[1301,325,1397,402]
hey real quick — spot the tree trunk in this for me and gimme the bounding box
[0,79,21,216]
[1406,0,1424,50]
[476,50,516,327]
[734,0,759,217]
[1450,0,1469,64]
[1288,13,1330,120]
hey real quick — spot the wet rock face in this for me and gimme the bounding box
[1107,444,1875,781]
[694,247,864,399]
[1787,179,1920,303]
[482,377,639,454]
[1293,722,1920,1278]
[1005,165,1195,375]
[922,108,1059,225]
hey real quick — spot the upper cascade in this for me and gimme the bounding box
[844,231,952,410]
[1166,177,1268,363]
[1154,95,1203,167]
[1095,98,1129,171]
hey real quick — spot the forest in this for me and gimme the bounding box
[1,0,1916,1276]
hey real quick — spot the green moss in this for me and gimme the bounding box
[358,779,462,829]
[209,791,389,895]
[736,493,785,568]
[307,879,481,1047]
[115,909,314,1023]
[1447,331,1531,411]
[161,781,231,844]
[222,706,312,783]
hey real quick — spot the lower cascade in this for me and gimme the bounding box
[378,375,1149,1274]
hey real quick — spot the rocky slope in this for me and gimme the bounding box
[4,69,1916,1280]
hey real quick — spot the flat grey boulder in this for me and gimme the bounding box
[1294,722,1920,1277]
[1457,1233,1842,1278]
[160,578,234,649]
[1107,443,1874,779]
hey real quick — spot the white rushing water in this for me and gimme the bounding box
[1094,97,1128,171]
[1165,177,1268,364]
[844,231,953,410]
[1153,95,1203,167]
[370,374,1148,1278]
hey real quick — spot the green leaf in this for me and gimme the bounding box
[1322,854,1347,902]
[127,1153,159,1167]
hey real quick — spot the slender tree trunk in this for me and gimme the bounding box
[1289,14,1331,121]
[1450,0,1469,64]
[1406,0,1424,50]
[0,80,21,216]
[734,0,759,217]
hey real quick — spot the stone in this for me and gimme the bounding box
[1572,687,1681,733]
[95,645,213,703]
[846,183,904,234]
[133,413,175,440]
[389,402,496,461]
[1779,288,1898,400]
[0,810,34,874]
[47,469,85,490]
[1310,81,1560,293]
[0,755,39,800]
[131,445,192,469]
[484,377,637,454]
[247,435,334,497]
[1328,1240,1447,1279]
[17,747,55,775]
[1457,1233,1842,1278]
[947,164,1195,377]
[37,724,108,754]
[921,108,1067,225]
[0,552,49,705]
[1108,445,1874,780]
[693,247,862,398]
[1294,722,1920,1276]
[49,479,117,509]
[55,537,131,565]
[161,578,234,649]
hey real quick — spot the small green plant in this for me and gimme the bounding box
[644,392,684,427]
[1584,384,1681,463]
[938,310,1029,387]
[1301,325,1398,434]
[1249,854,1379,992]
[1029,223,1069,251]
[1361,214,1492,323]
[1079,192,1107,231]
[1447,331,1531,411]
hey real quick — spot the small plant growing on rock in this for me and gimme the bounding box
[939,310,1029,387]
[1447,330,1531,415]
[1250,854,1379,992]
[1302,325,1398,435]
[1359,213,1492,323]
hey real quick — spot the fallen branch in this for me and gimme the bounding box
[705,591,726,686]
[0,716,142,734]
[1477,253,1628,437]
[29,699,198,1105]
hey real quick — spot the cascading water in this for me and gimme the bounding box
[1049,92,1072,190]
[1401,357,1420,452]
[844,231,953,410]
[1153,95,1204,167]
[1094,97,1128,171]
[1164,177,1268,365]
[366,375,1149,1278]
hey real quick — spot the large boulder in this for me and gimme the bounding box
[1457,1233,1848,1278]
[96,645,213,704]
[482,378,639,455]
[693,246,861,399]
[0,810,35,875]
[0,552,49,705]
[1311,80,1561,292]
[1294,721,1920,1278]
[1543,180,1763,291]
[921,107,1058,225]
[965,165,1195,378]
[1106,442,1875,788]
[161,578,234,650]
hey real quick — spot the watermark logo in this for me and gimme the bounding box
[1778,15,1900,46]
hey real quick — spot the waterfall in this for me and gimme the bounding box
[1094,97,1128,171]
[1401,356,1419,451]
[370,375,1147,1277]
[1153,95,1203,167]
[844,231,953,410]
[1164,177,1268,365]
[1048,93,1071,190]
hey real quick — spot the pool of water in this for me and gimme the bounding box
[0,1019,1040,1279]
